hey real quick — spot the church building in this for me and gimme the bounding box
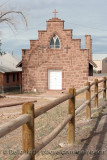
[22,10,96,93]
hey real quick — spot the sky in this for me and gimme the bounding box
[0,0,107,61]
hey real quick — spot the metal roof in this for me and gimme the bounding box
[0,52,22,73]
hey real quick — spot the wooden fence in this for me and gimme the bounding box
[0,77,107,160]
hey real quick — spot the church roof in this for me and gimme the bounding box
[47,17,64,22]
[0,52,22,73]
[0,65,21,73]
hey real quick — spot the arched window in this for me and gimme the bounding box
[50,34,60,49]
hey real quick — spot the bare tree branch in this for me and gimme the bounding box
[0,9,28,31]
[0,0,10,8]
[5,21,16,33]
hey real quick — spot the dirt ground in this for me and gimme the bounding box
[0,92,107,160]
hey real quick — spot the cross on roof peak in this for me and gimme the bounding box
[53,9,58,18]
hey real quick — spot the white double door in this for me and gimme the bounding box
[48,70,62,90]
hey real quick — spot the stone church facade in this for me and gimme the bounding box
[22,12,96,93]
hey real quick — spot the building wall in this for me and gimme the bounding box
[0,72,22,93]
[89,64,93,76]
[22,18,91,93]
[85,35,92,60]
[3,72,22,86]
[93,60,102,71]
[0,73,4,86]
[0,73,4,93]
[102,57,107,73]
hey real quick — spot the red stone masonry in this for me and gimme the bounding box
[22,17,92,92]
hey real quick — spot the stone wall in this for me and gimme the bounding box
[22,17,92,93]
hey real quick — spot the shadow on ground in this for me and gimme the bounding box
[76,101,107,160]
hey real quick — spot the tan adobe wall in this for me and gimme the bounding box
[102,57,107,73]
[93,60,102,71]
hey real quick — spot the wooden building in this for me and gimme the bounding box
[0,52,22,93]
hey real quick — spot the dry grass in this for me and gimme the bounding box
[0,91,105,160]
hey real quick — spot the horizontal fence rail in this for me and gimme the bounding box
[91,94,97,101]
[76,86,89,96]
[75,100,90,116]
[0,114,31,138]
[34,115,72,153]
[98,79,104,83]
[98,88,105,94]
[18,154,31,160]
[34,93,73,118]
[0,100,37,109]
[19,115,72,159]
[0,77,107,160]
[90,81,96,87]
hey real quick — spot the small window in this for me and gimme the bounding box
[13,73,15,82]
[50,34,60,49]
[6,74,9,83]
[17,73,20,81]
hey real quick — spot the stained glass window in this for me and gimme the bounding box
[50,34,60,48]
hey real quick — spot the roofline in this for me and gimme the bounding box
[16,61,22,68]
[89,60,97,68]
[102,57,107,60]
[0,71,22,74]
[5,71,22,73]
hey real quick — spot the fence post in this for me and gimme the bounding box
[94,79,98,108]
[86,82,91,120]
[68,88,75,145]
[22,102,35,160]
[103,77,106,99]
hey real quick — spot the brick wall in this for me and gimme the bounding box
[22,17,92,93]
[85,35,92,60]
[0,72,22,93]
[3,72,22,86]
